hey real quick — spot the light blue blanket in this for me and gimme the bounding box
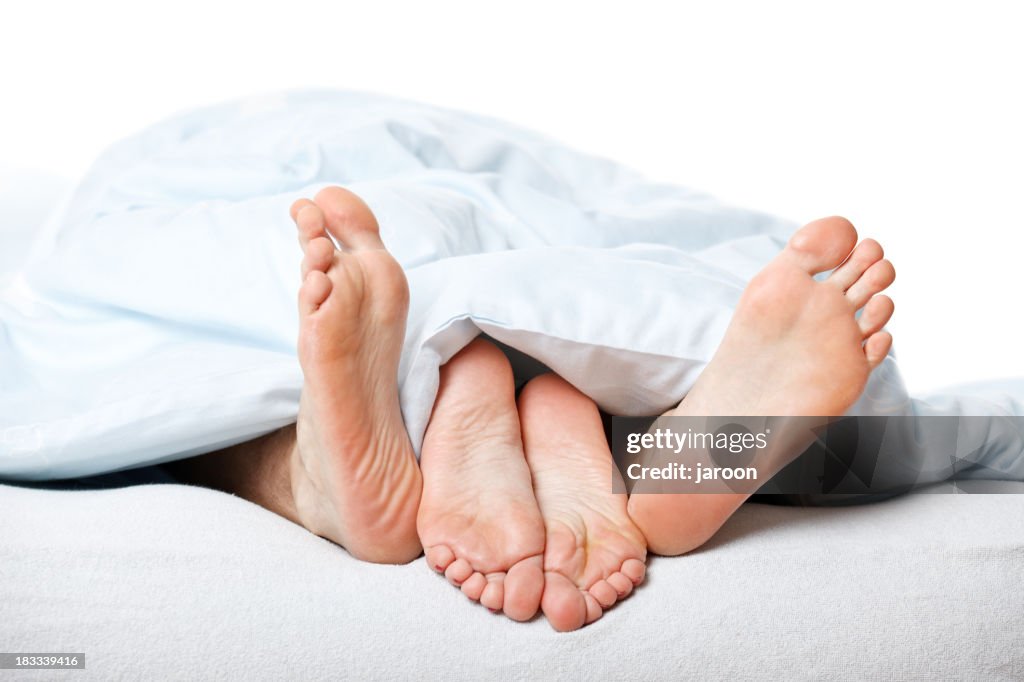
[1,91,1022,484]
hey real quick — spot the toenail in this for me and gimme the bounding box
[488,608,500,614]
[434,564,443,572]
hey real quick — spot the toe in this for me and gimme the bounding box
[606,572,634,598]
[846,258,896,308]
[444,558,473,586]
[784,216,858,274]
[298,270,332,315]
[502,556,544,622]
[301,237,335,277]
[460,572,487,601]
[620,558,647,586]
[827,238,883,291]
[858,294,895,337]
[480,575,505,611]
[541,572,588,632]
[290,198,316,221]
[425,545,455,574]
[583,592,604,625]
[588,580,618,608]
[295,203,328,248]
[315,186,387,251]
[865,331,893,369]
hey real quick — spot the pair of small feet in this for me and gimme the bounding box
[418,339,647,632]
[287,187,895,629]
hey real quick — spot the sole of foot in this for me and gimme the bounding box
[288,186,422,564]
[417,338,547,621]
[627,216,896,556]
[519,374,648,632]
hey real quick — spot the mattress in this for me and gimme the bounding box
[3,481,1023,680]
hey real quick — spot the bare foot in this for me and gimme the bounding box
[628,216,896,556]
[416,338,546,621]
[518,374,647,632]
[288,187,422,563]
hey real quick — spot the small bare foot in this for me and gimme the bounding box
[417,338,546,621]
[628,216,896,556]
[288,187,422,563]
[518,374,647,632]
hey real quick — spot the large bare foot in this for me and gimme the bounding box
[519,374,647,632]
[628,216,896,556]
[417,338,546,621]
[288,187,422,563]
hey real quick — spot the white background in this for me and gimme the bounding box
[2,0,1021,394]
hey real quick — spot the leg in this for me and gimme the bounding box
[416,338,546,621]
[171,187,422,564]
[628,216,896,556]
[518,374,647,632]
[166,426,300,523]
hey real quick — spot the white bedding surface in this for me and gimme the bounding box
[3,482,1023,680]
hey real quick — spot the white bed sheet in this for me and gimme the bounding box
[2,482,1022,680]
